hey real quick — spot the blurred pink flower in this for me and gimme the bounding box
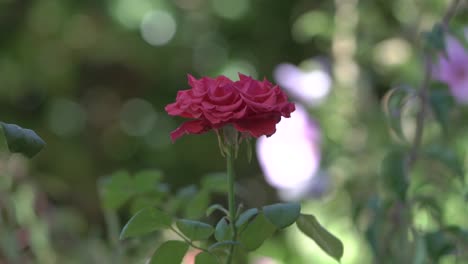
[183,249,201,264]
[274,60,331,106]
[433,35,468,103]
[252,257,280,264]
[256,104,323,200]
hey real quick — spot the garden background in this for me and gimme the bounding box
[1,0,467,263]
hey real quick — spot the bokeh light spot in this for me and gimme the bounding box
[373,38,411,67]
[292,11,332,43]
[220,59,257,80]
[211,0,249,20]
[119,98,157,137]
[193,35,228,74]
[47,98,87,137]
[110,0,163,28]
[174,0,203,11]
[144,115,174,150]
[140,10,177,46]
[393,0,418,23]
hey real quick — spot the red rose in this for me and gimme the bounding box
[233,74,295,137]
[165,74,295,141]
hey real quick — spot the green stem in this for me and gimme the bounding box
[169,226,209,253]
[103,208,122,264]
[225,144,237,264]
[169,226,222,263]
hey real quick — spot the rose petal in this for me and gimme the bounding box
[233,113,281,137]
[170,120,210,142]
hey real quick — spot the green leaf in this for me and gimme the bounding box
[263,202,301,229]
[413,234,428,264]
[235,208,258,228]
[169,185,198,213]
[130,193,164,215]
[100,171,134,210]
[423,23,445,52]
[239,212,276,251]
[176,219,214,241]
[120,207,172,239]
[364,197,386,257]
[424,231,454,261]
[208,241,239,252]
[177,185,199,198]
[380,149,408,201]
[423,145,464,180]
[195,252,218,264]
[133,169,163,194]
[412,195,442,223]
[214,217,232,242]
[429,87,454,135]
[150,240,189,264]
[0,122,45,158]
[206,204,229,217]
[185,190,210,219]
[296,214,344,262]
[382,87,414,142]
[201,173,228,193]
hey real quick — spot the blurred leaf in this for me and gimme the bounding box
[150,240,188,264]
[380,149,408,201]
[201,173,228,193]
[364,198,393,258]
[120,208,172,239]
[130,194,164,215]
[0,171,12,191]
[195,252,218,264]
[412,195,442,224]
[0,122,45,158]
[429,86,454,135]
[235,208,258,229]
[177,185,199,197]
[176,219,214,241]
[423,145,464,180]
[214,217,232,242]
[133,169,163,194]
[185,190,210,219]
[413,234,428,264]
[206,204,229,217]
[0,229,20,262]
[296,214,344,262]
[100,171,134,210]
[424,230,455,261]
[423,23,445,52]
[445,226,468,242]
[263,202,301,229]
[382,86,415,142]
[169,185,198,213]
[239,212,276,251]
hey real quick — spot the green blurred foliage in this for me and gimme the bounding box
[1,0,468,263]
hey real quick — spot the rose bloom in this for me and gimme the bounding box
[433,35,468,103]
[165,74,295,141]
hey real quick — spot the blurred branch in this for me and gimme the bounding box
[408,0,463,168]
[407,56,430,168]
[441,0,463,30]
